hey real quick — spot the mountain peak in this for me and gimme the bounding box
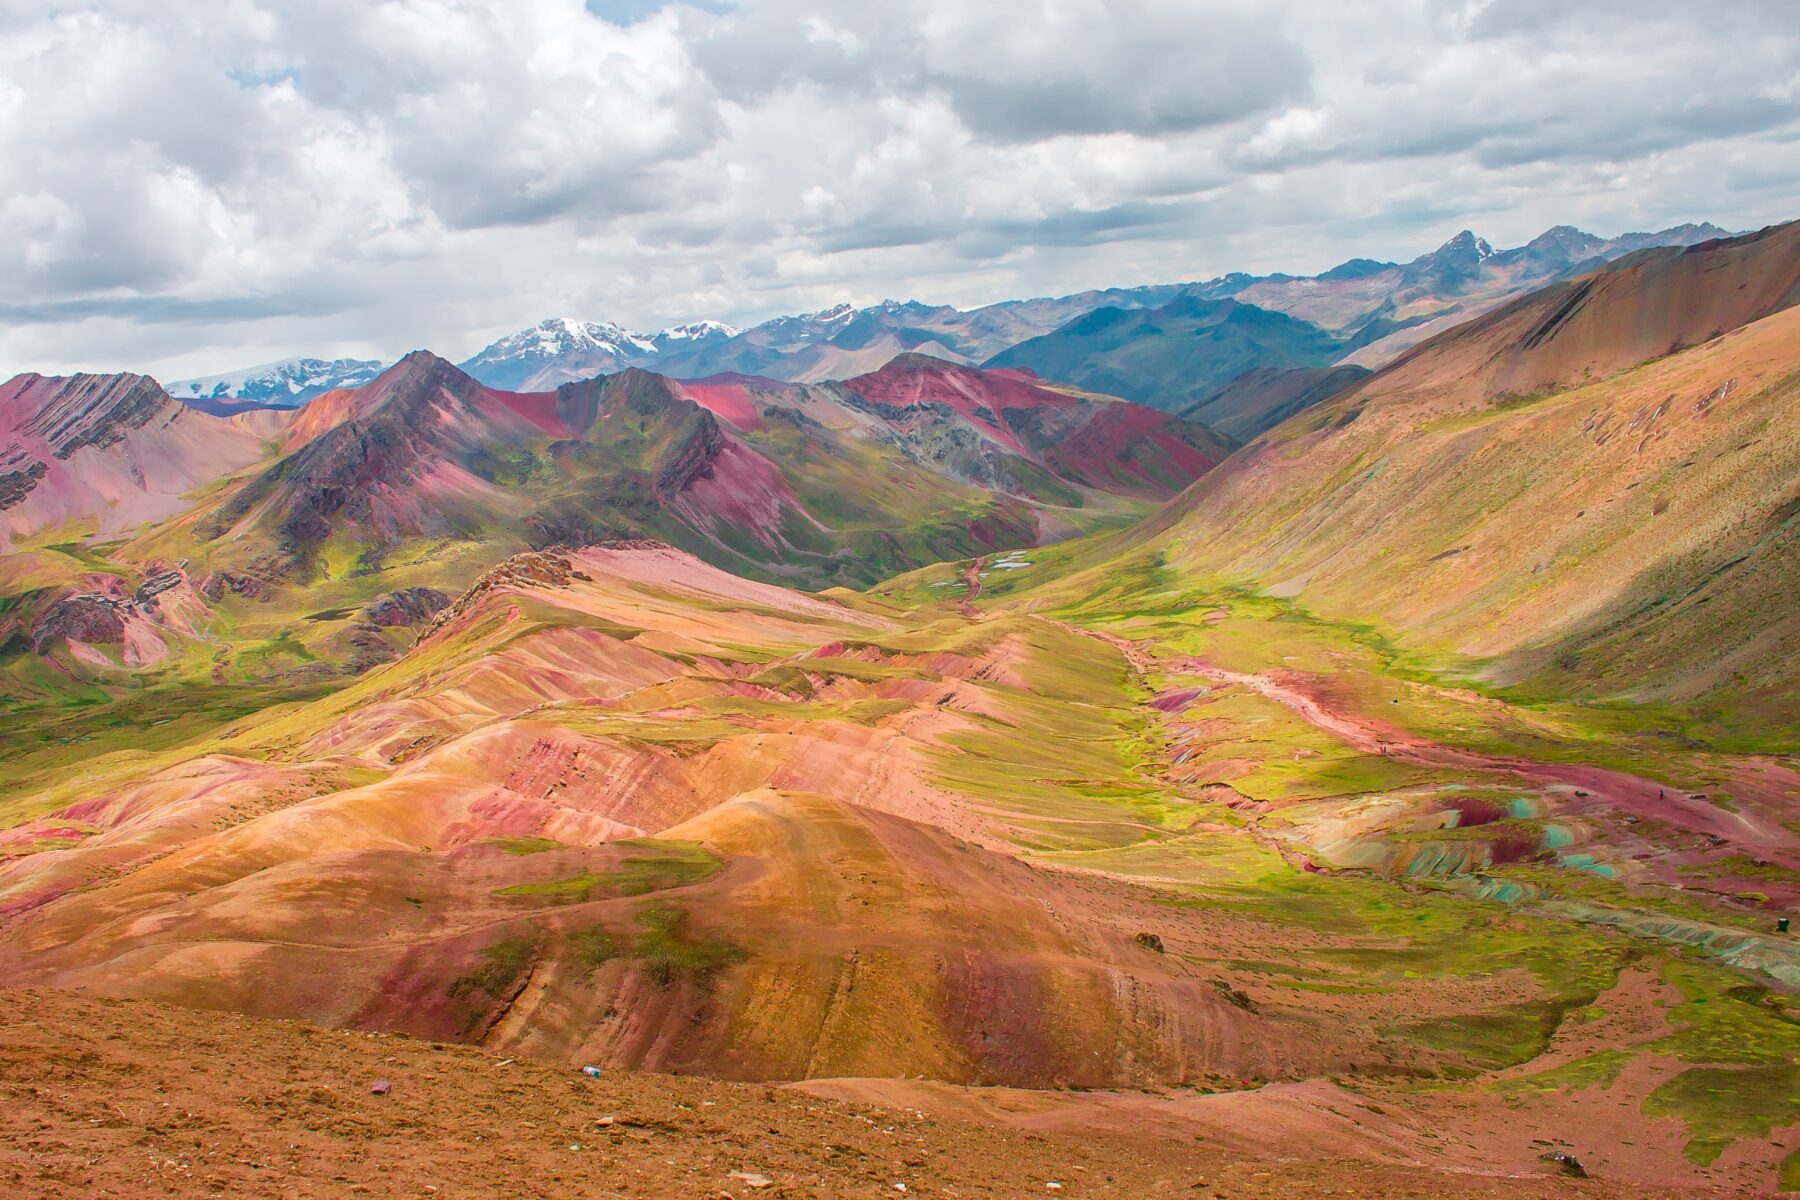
[356,350,485,404]
[1525,224,1601,250]
[875,351,965,375]
[168,356,386,407]
[1436,229,1495,259]
[654,319,739,343]
[393,348,462,373]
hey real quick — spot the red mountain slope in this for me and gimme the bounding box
[0,373,271,543]
[834,353,1233,498]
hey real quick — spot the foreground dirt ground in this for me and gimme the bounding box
[0,988,1762,1200]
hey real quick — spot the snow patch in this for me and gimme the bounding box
[167,357,385,406]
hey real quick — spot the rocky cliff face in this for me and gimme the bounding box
[0,373,180,511]
[415,549,595,644]
[0,449,47,511]
[31,594,130,650]
[14,373,173,458]
[653,414,727,495]
[364,587,451,628]
[345,586,454,670]
[0,372,270,538]
[28,567,192,656]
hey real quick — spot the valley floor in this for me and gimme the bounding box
[0,987,1741,1200]
[4,542,1798,1195]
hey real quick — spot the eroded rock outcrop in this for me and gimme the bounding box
[346,587,455,672]
[417,548,597,643]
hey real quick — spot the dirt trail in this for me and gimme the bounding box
[1039,615,1789,855]
[0,988,1727,1200]
[1183,660,1797,860]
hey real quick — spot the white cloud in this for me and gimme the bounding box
[0,0,1795,379]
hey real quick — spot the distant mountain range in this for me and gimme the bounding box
[167,223,1732,426]
[168,357,387,409]
[1,351,1226,629]
[986,222,1733,431]
[454,318,742,391]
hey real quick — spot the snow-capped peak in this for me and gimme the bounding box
[474,316,744,364]
[652,320,739,344]
[458,317,674,389]
[167,356,386,406]
[540,317,654,357]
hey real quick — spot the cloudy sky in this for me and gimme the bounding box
[3,0,1796,379]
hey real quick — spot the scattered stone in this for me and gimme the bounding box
[1540,1151,1586,1178]
[1210,979,1256,1011]
[370,1080,391,1096]
[728,1171,773,1189]
[1134,932,1165,953]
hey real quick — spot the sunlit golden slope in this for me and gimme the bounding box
[1153,223,1800,732]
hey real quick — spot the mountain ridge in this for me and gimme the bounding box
[1148,219,1800,730]
[161,221,1733,405]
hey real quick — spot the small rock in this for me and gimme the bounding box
[728,1171,773,1189]
[1540,1151,1587,1178]
[595,1116,616,1128]
[370,1081,391,1096]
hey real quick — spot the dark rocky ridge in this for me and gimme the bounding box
[15,373,174,459]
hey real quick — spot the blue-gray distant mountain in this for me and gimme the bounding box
[986,296,1349,413]
[457,288,1191,391]
[455,317,740,391]
[173,221,1734,411]
[168,357,386,408]
[987,222,1734,413]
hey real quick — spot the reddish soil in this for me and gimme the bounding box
[0,988,1738,1200]
[676,379,768,432]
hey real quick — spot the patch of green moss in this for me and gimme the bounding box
[493,841,722,903]
[450,934,540,1000]
[1645,1063,1799,1166]
[1500,1048,1632,1098]
[570,928,617,971]
[631,904,746,987]
[489,836,565,856]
